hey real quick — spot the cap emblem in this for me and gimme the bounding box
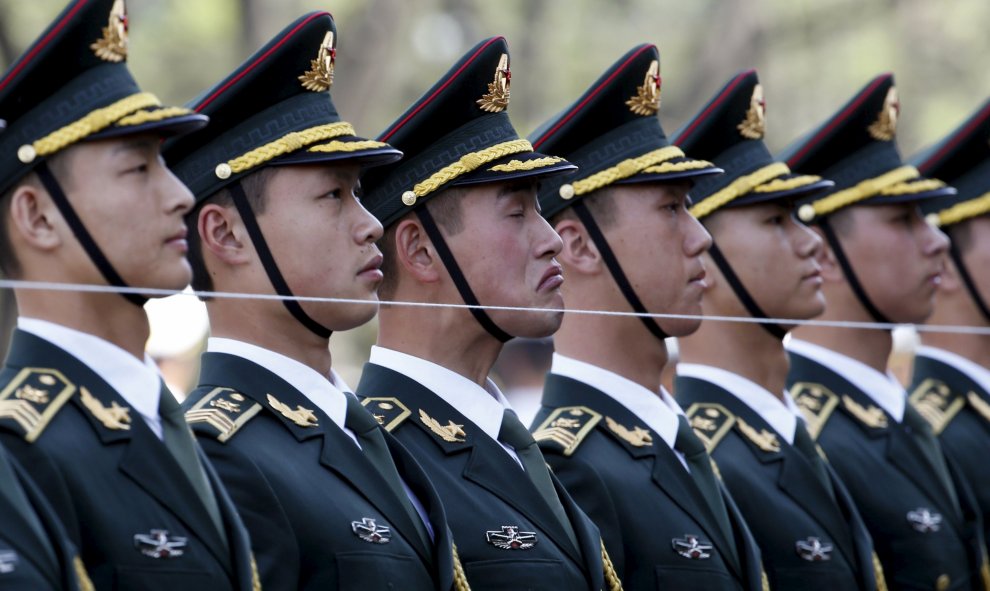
[90,0,128,63]
[737,84,766,139]
[299,31,336,92]
[477,53,510,113]
[867,86,899,141]
[626,59,661,116]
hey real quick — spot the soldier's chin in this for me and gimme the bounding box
[497,309,563,339]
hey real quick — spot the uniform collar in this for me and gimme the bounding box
[916,345,990,396]
[550,353,681,451]
[787,338,906,421]
[207,337,350,433]
[368,345,510,443]
[677,363,798,444]
[18,317,163,434]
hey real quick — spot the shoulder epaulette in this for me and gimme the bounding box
[0,368,76,442]
[789,382,840,439]
[532,406,601,456]
[909,378,965,435]
[967,391,990,425]
[185,387,262,443]
[684,403,735,454]
[361,397,412,432]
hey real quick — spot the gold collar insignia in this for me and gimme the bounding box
[626,60,661,116]
[605,416,653,447]
[80,386,131,430]
[91,0,128,63]
[419,409,466,442]
[299,31,336,92]
[267,394,319,427]
[737,83,766,139]
[736,417,781,453]
[967,391,990,424]
[842,395,888,428]
[867,86,899,141]
[477,53,510,113]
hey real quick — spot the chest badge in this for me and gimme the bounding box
[672,534,713,560]
[486,525,537,550]
[134,529,187,559]
[907,508,942,533]
[351,517,391,544]
[796,537,833,561]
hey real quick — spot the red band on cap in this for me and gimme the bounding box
[0,0,88,93]
[673,69,755,144]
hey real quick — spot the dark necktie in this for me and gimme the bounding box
[0,447,56,565]
[498,409,579,549]
[793,419,835,499]
[674,414,737,559]
[344,394,432,549]
[902,404,961,515]
[159,385,227,546]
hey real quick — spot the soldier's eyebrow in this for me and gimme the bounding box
[111,137,157,156]
[496,181,535,199]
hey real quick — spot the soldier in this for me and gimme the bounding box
[163,12,464,591]
[355,37,615,590]
[526,45,766,590]
[908,97,990,552]
[781,73,988,590]
[671,69,883,590]
[0,1,259,589]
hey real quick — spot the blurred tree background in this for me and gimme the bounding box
[1,0,987,389]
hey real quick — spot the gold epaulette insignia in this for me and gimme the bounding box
[0,368,76,442]
[909,379,965,435]
[80,387,130,430]
[477,53,510,113]
[185,388,262,443]
[842,395,888,429]
[873,552,889,591]
[74,556,95,591]
[684,403,735,454]
[762,567,771,591]
[967,391,990,425]
[360,397,412,432]
[736,417,781,453]
[789,382,840,439]
[605,416,653,448]
[532,406,601,456]
[419,409,466,443]
[267,394,318,428]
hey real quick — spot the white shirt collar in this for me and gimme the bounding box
[550,353,681,451]
[368,346,511,443]
[787,338,906,422]
[677,363,798,444]
[207,338,349,433]
[916,346,990,396]
[18,317,164,437]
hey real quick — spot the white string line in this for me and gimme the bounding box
[3,278,990,336]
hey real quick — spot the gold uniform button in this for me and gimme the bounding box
[559,183,575,200]
[935,573,950,591]
[401,191,417,206]
[797,203,816,223]
[215,163,232,179]
[17,144,37,163]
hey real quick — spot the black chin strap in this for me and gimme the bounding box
[415,207,512,343]
[35,161,147,307]
[571,200,670,342]
[818,217,892,324]
[706,241,787,339]
[948,237,990,324]
[229,182,332,339]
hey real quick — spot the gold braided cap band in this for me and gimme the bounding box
[16,92,185,164]
[928,192,990,227]
[214,121,359,179]
[689,162,792,219]
[797,165,939,222]
[307,139,391,154]
[400,138,534,206]
[560,145,707,200]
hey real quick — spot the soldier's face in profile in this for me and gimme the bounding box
[53,134,194,293]
[254,163,384,331]
[442,180,565,338]
[599,182,712,337]
[947,215,990,313]
[703,202,825,326]
[832,203,949,323]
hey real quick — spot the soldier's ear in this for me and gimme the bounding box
[392,217,443,284]
[198,203,252,266]
[8,178,62,253]
[554,218,602,275]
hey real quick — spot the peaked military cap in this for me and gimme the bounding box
[779,73,955,223]
[674,69,833,220]
[361,36,576,229]
[0,0,207,194]
[529,44,722,220]
[912,97,990,228]
[164,12,400,202]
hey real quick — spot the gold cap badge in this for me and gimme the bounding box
[477,53,510,113]
[299,31,336,92]
[626,60,661,116]
[737,84,766,139]
[91,0,128,63]
[867,86,899,141]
